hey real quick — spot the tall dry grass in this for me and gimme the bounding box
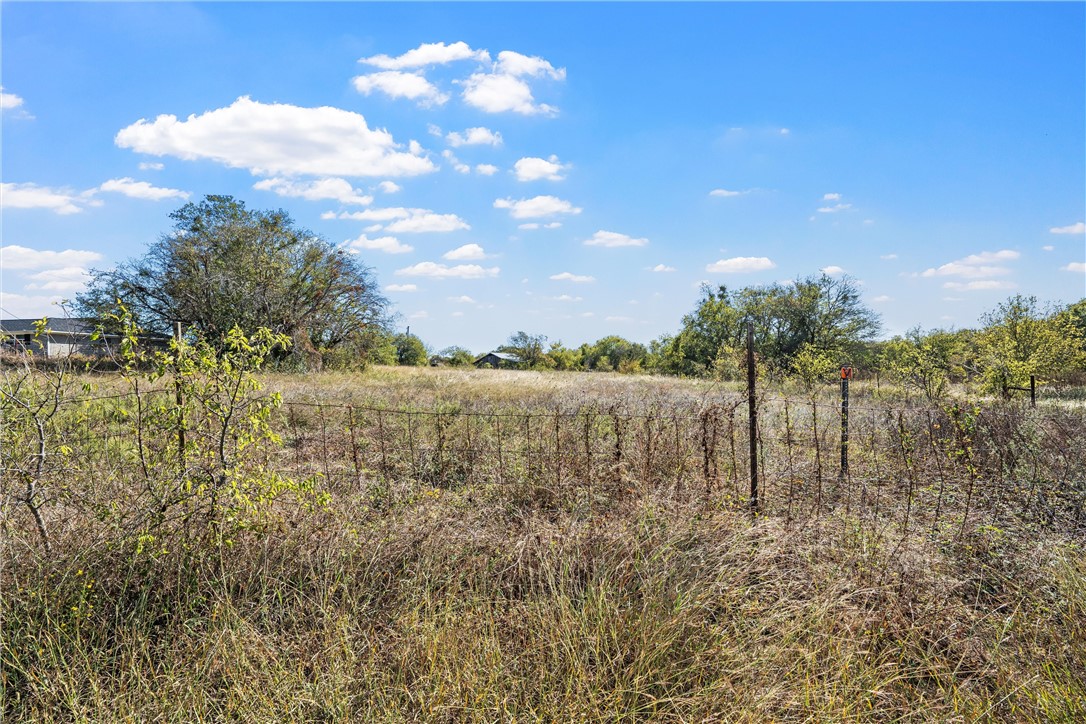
[3,367,1085,721]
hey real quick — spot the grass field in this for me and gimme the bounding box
[3,366,1085,721]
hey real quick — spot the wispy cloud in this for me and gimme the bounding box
[359,41,490,70]
[99,177,190,201]
[921,249,1019,278]
[583,230,648,248]
[706,256,776,273]
[942,280,1016,291]
[1050,221,1085,235]
[446,127,502,147]
[550,271,595,283]
[256,177,376,206]
[346,233,413,254]
[396,261,499,279]
[352,71,449,107]
[0,183,100,215]
[494,195,581,219]
[1,245,103,270]
[333,206,469,233]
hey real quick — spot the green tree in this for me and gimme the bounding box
[394,333,429,366]
[500,331,550,369]
[881,328,969,401]
[436,346,476,367]
[658,275,880,377]
[76,195,390,368]
[546,341,582,371]
[582,336,649,373]
[978,295,1086,395]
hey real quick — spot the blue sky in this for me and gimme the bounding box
[3,2,1084,353]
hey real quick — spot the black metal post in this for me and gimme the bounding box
[839,366,850,484]
[746,321,758,514]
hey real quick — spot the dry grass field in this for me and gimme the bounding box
[3,365,1085,721]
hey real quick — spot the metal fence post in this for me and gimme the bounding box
[746,321,758,514]
[839,365,852,485]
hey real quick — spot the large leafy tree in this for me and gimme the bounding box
[77,195,390,366]
[978,295,1085,394]
[499,331,551,369]
[658,274,881,377]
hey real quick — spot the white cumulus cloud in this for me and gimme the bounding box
[0,183,99,215]
[1,245,104,270]
[583,230,648,248]
[333,207,469,233]
[820,265,845,276]
[1063,262,1086,273]
[115,96,436,178]
[462,51,565,116]
[514,155,568,182]
[1,87,25,110]
[352,71,449,107]
[446,127,502,147]
[1050,222,1085,235]
[385,283,418,292]
[494,195,581,219]
[346,234,413,254]
[706,256,777,273]
[385,211,470,233]
[395,262,499,279]
[360,41,490,70]
[650,264,676,272]
[138,162,164,171]
[475,164,499,176]
[23,266,92,293]
[921,249,1019,278]
[378,181,401,194]
[443,243,489,261]
[98,177,190,201]
[709,189,749,198]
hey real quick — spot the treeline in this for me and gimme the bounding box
[408,283,1086,400]
[74,196,1085,398]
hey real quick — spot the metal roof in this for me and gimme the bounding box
[0,318,99,334]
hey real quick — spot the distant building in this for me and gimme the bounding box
[0,318,167,358]
[473,351,521,368]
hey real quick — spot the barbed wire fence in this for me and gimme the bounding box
[5,384,1086,552]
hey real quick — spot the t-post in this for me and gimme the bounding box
[746,320,758,515]
[838,365,852,485]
